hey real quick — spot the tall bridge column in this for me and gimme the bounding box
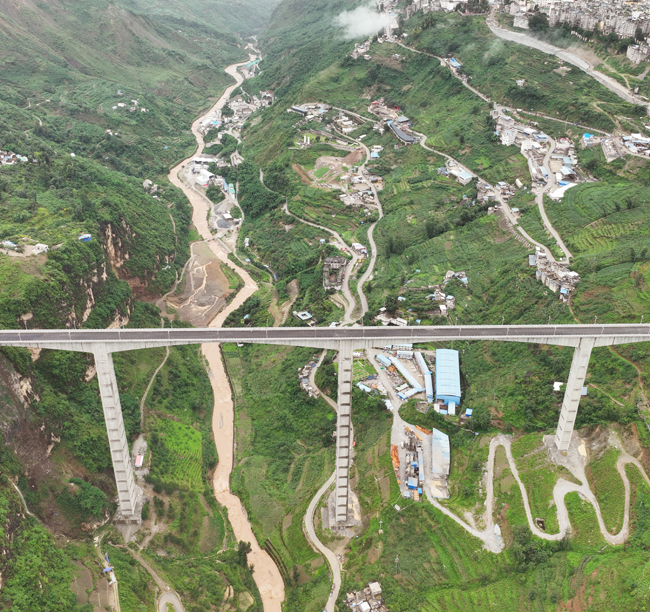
[335,342,354,524]
[555,337,595,452]
[93,348,138,516]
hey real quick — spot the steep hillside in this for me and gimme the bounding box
[0,0,242,92]
[120,0,281,36]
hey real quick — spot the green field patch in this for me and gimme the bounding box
[150,418,203,489]
[352,358,376,383]
[313,166,329,179]
[587,447,625,534]
[565,491,607,547]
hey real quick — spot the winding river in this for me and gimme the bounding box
[167,57,285,611]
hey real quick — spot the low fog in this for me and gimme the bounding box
[334,4,389,39]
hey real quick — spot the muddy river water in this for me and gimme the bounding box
[167,57,285,611]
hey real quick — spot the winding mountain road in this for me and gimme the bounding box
[425,432,650,553]
[280,186,360,323]
[533,135,574,261]
[304,350,342,612]
[486,12,649,108]
[352,139,383,316]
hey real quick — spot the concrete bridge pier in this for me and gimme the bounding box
[335,342,354,524]
[555,337,595,452]
[93,348,138,517]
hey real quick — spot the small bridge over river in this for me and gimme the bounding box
[2,324,648,524]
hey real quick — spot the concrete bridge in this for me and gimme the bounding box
[2,324,648,523]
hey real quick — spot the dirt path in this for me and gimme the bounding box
[423,431,650,552]
[167,58,285,611]
[139,319,170,428]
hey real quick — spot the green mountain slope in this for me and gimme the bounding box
[119,0,281,36]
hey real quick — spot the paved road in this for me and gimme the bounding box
[394,48,571,262]
[304,472,340,612]
[304,349,342,612]
[300,117,384,321]
[261,166,360,323]
[486,13,648,108]
[281,199,359,323]
[533,135,574,262]
[123,548,185,612]
[353,138,383,317]
[2,324,649,348]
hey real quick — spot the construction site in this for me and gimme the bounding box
[351,346,456,501]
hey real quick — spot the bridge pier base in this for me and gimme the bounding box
[555,337,595,452]
[335,342,354,524]
[94,348,138,517]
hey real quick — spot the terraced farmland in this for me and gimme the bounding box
[151,418,203,489]
[569,220,641,255]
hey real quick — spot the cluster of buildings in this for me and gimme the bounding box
[422,271,467,314]
[110,96,148,113]
[620,133,650,155]
[399,426,426,500]
[288,102,331,121]
[238,58,260,79]
[507,0,650,42]
[354,351,389,396]
[529,248,580,301]
[333,111,363,135]
[378,349,455,500]
[405,0,465,17]
[198,108,222,136]
[368,99,419,144]
[229,94,259,123]
[198,93,267,138]
[187,156,222,189]
[374,346,461,412]
[1,238,49,256]
[297,357,321,398]
[375,348,433,402]
[345,582,386,612]
[405,0,650,62]
[338,184,380,207]
[350,39,373,60]
[323,256,348,291]
[581,131,650,164]
[439,160,475,186]
[494,109,587,198]
[0,150,29,165]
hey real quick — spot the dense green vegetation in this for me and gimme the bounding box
[0,476,88,612]
[2,0,650,608]
[120,0,280,36]
[408,13,644,130]
[226,343,336,611]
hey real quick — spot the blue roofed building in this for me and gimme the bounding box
[435,349,461,405]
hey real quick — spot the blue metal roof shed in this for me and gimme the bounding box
[435,348,461,405]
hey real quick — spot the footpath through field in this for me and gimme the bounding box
[168,56,285,611]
